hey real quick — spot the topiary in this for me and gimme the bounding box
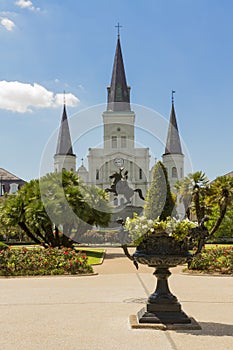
[144,161,175,221]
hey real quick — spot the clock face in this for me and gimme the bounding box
[113,158,124,167]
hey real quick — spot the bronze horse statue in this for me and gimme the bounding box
[105,168,145,204]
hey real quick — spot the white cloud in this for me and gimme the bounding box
[1,18,16,31]
[15,0,32,9]
[0,81,79,113]
[15,0,40,12]
[54,93,80,107]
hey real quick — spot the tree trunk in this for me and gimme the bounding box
[209,198,228,236]
[60,234,74,248]
[18,222,42,245]
[193,187,202,224]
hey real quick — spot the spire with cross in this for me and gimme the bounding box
[115,22,122,38]
[107,22,130,111]
[164,91,182,155]
[172,90,176,104]
[63,90,66,106]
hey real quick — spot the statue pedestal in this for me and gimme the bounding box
[109,205,143,227]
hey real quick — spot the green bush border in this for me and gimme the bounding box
[0,246,93,276]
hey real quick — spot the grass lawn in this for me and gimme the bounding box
[204,244,233,249]
[75,248,105,265]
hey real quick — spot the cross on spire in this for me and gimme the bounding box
[172,90,176,104]
[115,22,122,38]
[63,90,66,106]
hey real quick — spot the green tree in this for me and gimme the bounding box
[206,175,233,236]
[0,171,111,247]
[176,172,233,238]
[175,171,209,223]
[206,204,233,239]
[144,161,175,220]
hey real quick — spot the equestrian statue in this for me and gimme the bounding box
[105,167,145,204]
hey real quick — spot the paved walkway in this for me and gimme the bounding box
[0,248,232,350]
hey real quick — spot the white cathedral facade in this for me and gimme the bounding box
[54,35,184,207]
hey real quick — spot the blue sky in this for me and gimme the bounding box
[0,0,233,181]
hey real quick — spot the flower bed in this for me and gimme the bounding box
[188,246,233,275]
[0,246,93,276]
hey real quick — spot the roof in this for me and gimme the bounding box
[55,104,75,156]
[164,103,183,155]
[107,37,131,112]
[223,171,233,177]
[77,165,88,173]
[0,168,25,181]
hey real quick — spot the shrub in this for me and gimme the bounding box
[0,241,8,251]
[144,161,175,220]
[0,246,93,276]
[79,229,121,244]
[189,246,233,274]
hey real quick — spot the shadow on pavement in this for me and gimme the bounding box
[104,252,126,259]
[176,322,233,336]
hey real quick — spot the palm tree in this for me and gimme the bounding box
[0,171,111,247]
[175,171,209,223]
[207,175,233,236]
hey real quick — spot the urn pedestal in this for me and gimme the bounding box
[133,231,193,325]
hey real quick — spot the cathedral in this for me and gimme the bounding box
[54,34,184,206]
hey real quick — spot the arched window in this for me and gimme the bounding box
[180,168,183,178]
[139,168,143,180]
[120,198,125,207]
[0,184,5,196]
[10,183,18,194]
[121,136,126,148]
[96,169,99,180]
[112,136,117,148]
[172,167,178,178]
[113,197,118,206]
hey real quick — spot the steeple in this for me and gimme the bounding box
[55,103,75,156]
[164,100,182,155]
[162,94,184,192]
[54,100,76,173]
[107,35,131,112]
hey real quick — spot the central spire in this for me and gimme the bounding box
[107,34,131,112]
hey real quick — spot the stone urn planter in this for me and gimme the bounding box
[132,231,193,325]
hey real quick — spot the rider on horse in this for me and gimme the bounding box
[106,167,145,203]
[109,167,128,195]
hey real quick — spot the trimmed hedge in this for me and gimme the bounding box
[189,246,233,274]
[0,246,93,276]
